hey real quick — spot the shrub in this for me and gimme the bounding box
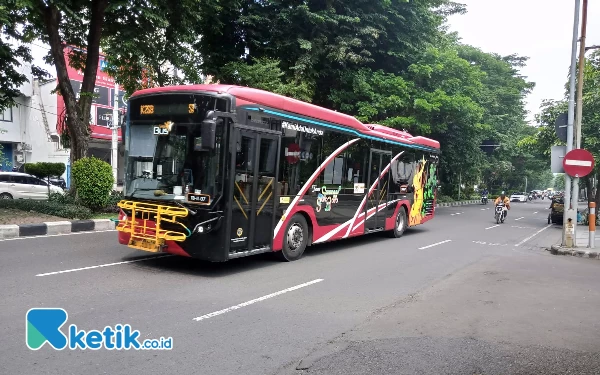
[0,199,92,219]
[96,190,123,213]
[24,162,66,178]
[436,195,455,203]
[24,162,66,195]
[72,157,114,210]
[48,190,77,205]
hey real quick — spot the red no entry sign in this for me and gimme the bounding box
[285,144,300,164]
[563,148,595,177]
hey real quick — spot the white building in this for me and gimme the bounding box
[0,59,70,174]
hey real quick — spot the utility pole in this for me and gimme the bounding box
[111,82,119,191]
[572,0,588,230]
[563,0,581,247]
[525,176,528,194]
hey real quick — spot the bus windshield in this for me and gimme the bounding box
[124,120,224,202]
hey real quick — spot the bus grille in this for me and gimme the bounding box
[116,200,190,252]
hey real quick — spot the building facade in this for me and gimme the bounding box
[0,59,70,173]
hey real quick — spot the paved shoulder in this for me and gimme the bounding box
[280,252,600,374]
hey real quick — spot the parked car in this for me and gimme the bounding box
[548,195,564,224]
[510,192,528,202]
[0,172,63,199]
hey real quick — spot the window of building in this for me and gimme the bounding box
[0,107,13,122]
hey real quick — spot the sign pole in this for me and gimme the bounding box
[563,0,581,247]
[572,0,588,243]
[589,202,595,248]
[111,82,119,191]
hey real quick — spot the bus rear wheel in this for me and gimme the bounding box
[389,206,407,238]
[277,214,308,261]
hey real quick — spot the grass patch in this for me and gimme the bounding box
[0,199,93,220]
[92,213,118,220]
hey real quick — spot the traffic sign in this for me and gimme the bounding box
[563,148,595,177]
[285,144,300,164]
[554,112,568,142]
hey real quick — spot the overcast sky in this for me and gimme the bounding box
[447,0,600,124]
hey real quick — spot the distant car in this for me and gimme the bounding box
[510,192,528,202]
[0,172,64,200]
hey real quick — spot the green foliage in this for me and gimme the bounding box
[221,57,313,102]
[72,157,114,209]
[102,0,208,95]
[24,162,66,178]
[0,199,92,220]
[527,51,600,202]
[554,174,566,191]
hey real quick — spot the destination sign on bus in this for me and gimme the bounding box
[139,103,196,116]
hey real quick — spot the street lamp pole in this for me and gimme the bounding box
[563,0,581,247]
[572,0,588,230]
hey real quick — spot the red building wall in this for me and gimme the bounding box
[56,46,124,141]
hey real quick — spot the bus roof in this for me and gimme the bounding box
[130,84,440,151]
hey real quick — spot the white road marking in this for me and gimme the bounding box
[485,225,500,230]
[418,240,452,250]
[0,229,116,242]
[450,212,463,216]
[515,225,552,247]
[35,255,173,277]
[512,226,534,229]
[533,212,538,214]
[473,241,506,247]
[193,279,324,322]
[515,217,525,221]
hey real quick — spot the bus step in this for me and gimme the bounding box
[229,247,271,259]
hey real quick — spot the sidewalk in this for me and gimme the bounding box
[575,229,600,248]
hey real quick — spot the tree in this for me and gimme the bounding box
[101,0,208,96]
[526,51,600,205]
[24,162,66,195]
[0,2,50,111]
[4,0,109,163]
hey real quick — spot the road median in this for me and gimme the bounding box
[436,199,481,207]
[0,219,116,240]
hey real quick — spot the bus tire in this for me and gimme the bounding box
[389,206,407,238]
[277,214,308,261]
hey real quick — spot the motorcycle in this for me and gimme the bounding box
[481,195,488,205]
[495,202,506,224]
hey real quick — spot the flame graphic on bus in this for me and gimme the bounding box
[409,157,427,226]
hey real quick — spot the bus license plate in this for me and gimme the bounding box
[129,238,160,252]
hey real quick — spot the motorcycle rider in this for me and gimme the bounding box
[494,191,511,219]
[480,188,489,203]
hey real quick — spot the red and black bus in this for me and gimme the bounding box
[116,84,440,261]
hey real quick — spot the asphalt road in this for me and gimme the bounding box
[1,199,599,375]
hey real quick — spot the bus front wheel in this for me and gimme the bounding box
[277,214,309,261]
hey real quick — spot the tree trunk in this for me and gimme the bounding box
[39,0,108,166]
[78,0,109,128]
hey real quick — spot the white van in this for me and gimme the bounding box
[0,172,64,200]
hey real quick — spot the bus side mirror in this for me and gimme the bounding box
[201,112,217,150]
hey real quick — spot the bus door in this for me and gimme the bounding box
[365,149,392,232]
[229,127,281,253]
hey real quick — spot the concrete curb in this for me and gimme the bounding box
[0,219,115,240]
[435,200,481,208]
[547,244,600,260]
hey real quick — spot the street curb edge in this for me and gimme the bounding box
[0,219,116,240]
